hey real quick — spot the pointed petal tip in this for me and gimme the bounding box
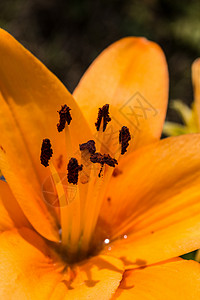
[192,57,200,125]
[192,57,200,68]
[192,58,200,81]
[192,57,200,85]
[73,34,168,153]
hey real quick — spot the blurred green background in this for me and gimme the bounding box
[0,0,200,122]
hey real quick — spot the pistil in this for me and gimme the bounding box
[90,152,118,177]
[79,140,96,154]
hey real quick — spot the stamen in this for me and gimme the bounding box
[79,140,96,154]
[57,104,72,132]
[90,153,118,167]
[49,162,69,246]
[67,158,83,185]
[102,154,118,167]
[90,152,118,177]
[95,104,111,132]
[40,138,53,167]
[119,126,131,155]
[81,152,117,252]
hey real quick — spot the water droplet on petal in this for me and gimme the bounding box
[104,238,110,244]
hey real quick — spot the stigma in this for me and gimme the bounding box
[90,153,118,168]
[79,140,96,154]
[90,153,118,177]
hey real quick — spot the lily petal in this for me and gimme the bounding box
[0,29,91,240]
[100,134,200,266]
[0,228,124,300]
[73,37,168,154]
[192,58,200,128]
[0,29,91,173]
[106,211,200,268]
[113,259,200,299]
[0,181,29,231]
[0,93,60,241]
[101,134,200,229]
[0,228,63,300]
[51,255,124,300]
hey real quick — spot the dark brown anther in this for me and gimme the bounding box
[90,153,118,167]
[90,152,118,177]
[102,154,118,167]
[119,126,131,155]
[40,139,53,167]
[95,104,111,132]
[67,158,83,185]
[79,140,96,154]
[90,153,104,165]
[57,104,72,132]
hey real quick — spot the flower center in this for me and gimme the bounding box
[40,103,131,263]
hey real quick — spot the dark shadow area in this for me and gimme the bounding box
[120,256,147,267]
[0,0,199,123]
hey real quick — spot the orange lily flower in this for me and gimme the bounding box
[1,29,200,299]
